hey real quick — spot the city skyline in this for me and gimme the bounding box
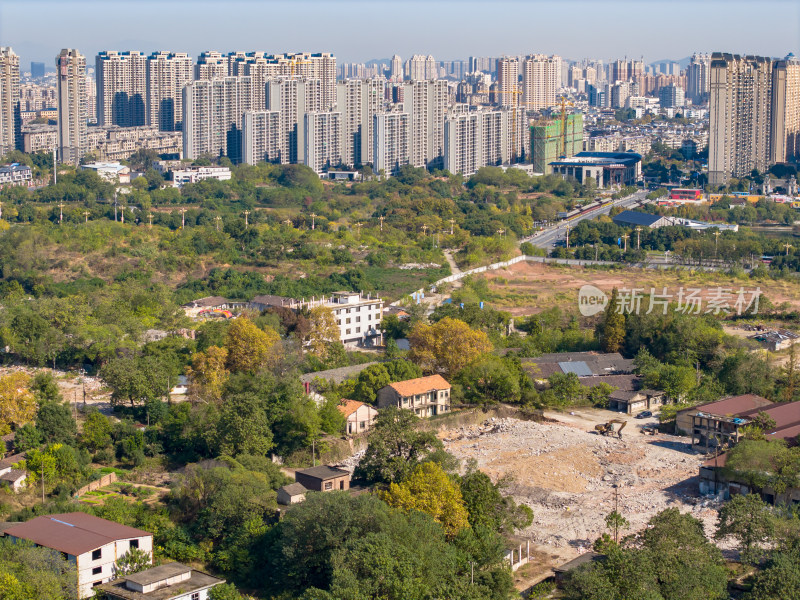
[3,0,799,70]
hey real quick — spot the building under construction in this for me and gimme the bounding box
[531,113,583,174]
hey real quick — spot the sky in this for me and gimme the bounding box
[2,0,799,70]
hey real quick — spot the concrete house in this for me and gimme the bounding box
[337,399,379,435]
[608,389,665,415]
[277,482,308,505]
[674,394,773,440]
[0,451,26,493]
[294,465,350,492]
[98,562,225,600]
[4,513,153,598]
[376,374,451,417]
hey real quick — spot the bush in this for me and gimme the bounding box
[94,448,115,465]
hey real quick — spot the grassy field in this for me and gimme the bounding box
[480,261,800,317]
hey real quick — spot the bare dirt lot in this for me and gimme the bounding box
[482,261,800,316]
[440,409,729,583]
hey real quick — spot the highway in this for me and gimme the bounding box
[522,189,650,250]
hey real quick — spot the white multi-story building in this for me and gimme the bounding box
[0,47,20,154]
[85,125,183,161]
[709,53,773,185]
[22,124,57,153]
[171,165,231,187]
[304,111,341,173]
[266,78,323,164]
[521,54,561,110]
[0,163,32,185]
[405,54,437,81]
[496,57,519,108]
[400,79,450,169]
[146,51,193,131]
[771,55,800,164]
[195,51,228,80]
[182,76,254,163]
[5,512,153,599]
[444,107,525,176]
[56,48,88,165]
[687,53,711,105]
[300,292,383,347]
[243,110,282,164]
[390,54,403,81]
[96,51,147,127]
[374,111,409,176]
[336,78,386,167]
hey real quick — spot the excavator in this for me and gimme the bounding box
[595,419,627,439]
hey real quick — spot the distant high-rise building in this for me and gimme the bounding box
[374,111,409,175]
[588,83,608,108]
[709,53,773,186]
[521,54,561,110]
[146,51,193,131]
[771,55,800,164]
[610,81,631,108]
[443,109,513,176]
[611,59,628,83]
[56,48,88,165]
[405,55,437,81]
[0,47,20,154]
[496,57,519,107]
[31,61,45,79]
[96,51,147,127]
[182,76,255,163]
[266,78,324,164]
[336,79,386,167]
[659,84,685,108]
[195,51,228,80]
[390,55,403,81]
[243,110,281,165]
[304,111,341,173]
[86,75,97,124]
[400,79,449,168]
[687,53,711,104]
[584,66,597,86]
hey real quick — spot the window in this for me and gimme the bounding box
[130,539,139,549]
[191,594,200,600]
[356,316,361,323]
[324,481,333,490]
[346,329,351,335]
[92,549,102,561]
[336,320,341,326]
[356,327,361,333]
[346,317,351,324]
[93,566,102,575]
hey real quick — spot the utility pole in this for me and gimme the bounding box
[243,210,250,229]
[310,212,316,230]
[52,146,57,185]
[215,215,222,231]
[355,222,363,238]
[497,228,505,238]
[58,202,64,224]
[784,243,793,256]
[635,226,642,249]
[180,207,187,229]
[449,218,455,235]
[565,224,570,249]
[713,230,721,258]
[421,224,428,236]
[621,233,629,252]
[148,212,153,228]
[83,210,90,223]
[114,192,118,221]
[379,215,384,232]
[120,205,125,223]
[312,438,316,467]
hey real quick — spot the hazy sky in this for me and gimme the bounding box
[3,0,799,69]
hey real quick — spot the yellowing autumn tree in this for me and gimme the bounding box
[380,462,470,538]
[304,306,339,360]
[224,318,281,373]
[186,345,230,402]
[0,372,37,435]
[408,317,492,377]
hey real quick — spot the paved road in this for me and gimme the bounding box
[523,190,649,250]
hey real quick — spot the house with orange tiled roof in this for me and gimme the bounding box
[376,375,451,418]
[337,399,379,435]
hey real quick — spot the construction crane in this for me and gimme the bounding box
[557,96,575,158]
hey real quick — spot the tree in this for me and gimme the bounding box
[225,318,281,373]
[186,345,229,402]
[215,393,274,457]
[0,538,77,600]
[114,547,152,576]
[35,402,77,444]
[209,583,246,600]
[458,468,533,532]
[408,317,492,377]
[745,547,800,600]
[605,510,630,544]
[0,372,37,435]
[715,491,775,565]
[456,355,521,404]
[601,288,625,353]
[380,462,470,538]
[354,407,445,484]
[548,372,584,406]
[352,364,391,405]
[31,372,62,404]
[82,410,112,451]
[304,306,339,361]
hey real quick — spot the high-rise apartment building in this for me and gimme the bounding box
[242,110,281,165]
[709,53,773,185]
[336,79,386,167]
[611,59,628,83]
[304,111,342,173]
[195,51,228,80]
[771,55,800,164]
[687,53,711,104]
[266,78,324,164]
[496,57,519,108]
[86,75,97,124]
[182,76,254,163]
[146,51,193,131]
[0,47,20,154]
[405,55,437,81]
[374,111,409,175]
[610,81,632,108]
[390,55,403,81]
[443,109,513,176]
[521,55,561,110]
[658,84,685,108]
[531,113,584,174]
[400,79,450,168]
[56,48,88,165]
[96,51,147,127]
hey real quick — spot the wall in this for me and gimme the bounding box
[75,472,117,497]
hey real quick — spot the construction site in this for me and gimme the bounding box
[439,408,728,582]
